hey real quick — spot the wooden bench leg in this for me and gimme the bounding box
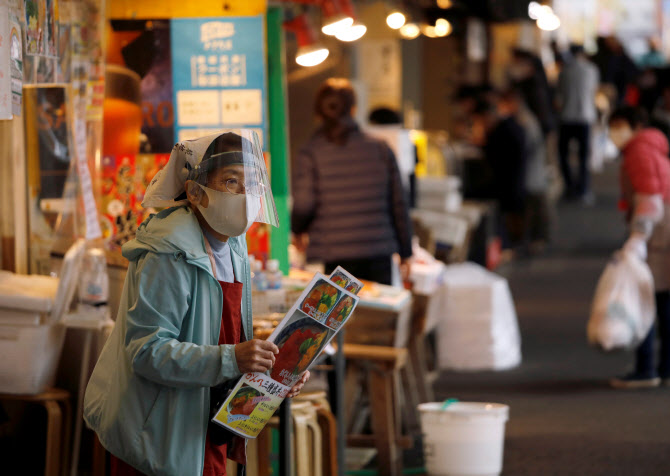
[43,400,62,476]
[368,367,402,476]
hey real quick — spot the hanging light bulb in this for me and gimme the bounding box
[528,2,543,20]
[386,11,406,30]
[436,0,453,8]
[335,0,367,42]
[296,46,330,67]
[321,0,353,36]
[537,12,560,31]
[421,24,439,38]
[400,22,421,40]
[435,18,452,37]
[336,22,367,42]
[284,15,330,68]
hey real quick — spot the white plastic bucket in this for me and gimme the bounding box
[418,402,509,476]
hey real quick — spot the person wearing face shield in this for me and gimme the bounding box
[607,107,670,389]
[83,131,309,476]
[291,78,413,285]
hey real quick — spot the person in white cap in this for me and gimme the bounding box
[84,130,309,476]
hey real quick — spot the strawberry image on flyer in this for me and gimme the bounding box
[300,279,341,322]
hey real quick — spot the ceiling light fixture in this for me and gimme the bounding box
[284,14,330,67]
[386,11,406,30]
[321,0,354,36]
[400,22,420,39]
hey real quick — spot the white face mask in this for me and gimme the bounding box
[196,183,261,237]
[610,127,634,150]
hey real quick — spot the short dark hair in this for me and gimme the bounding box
[472,97,498,116]
[369,107,402,125]
[609,106,648,129]
[315,78,356,117]
[569,44,585,56]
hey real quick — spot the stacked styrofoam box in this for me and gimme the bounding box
[437,263,521,371]
[0,272,66,394]
[417,176,463,212]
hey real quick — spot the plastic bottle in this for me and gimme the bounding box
[252,260,268,291]
[266,259,283,290]
[78,247,109,306]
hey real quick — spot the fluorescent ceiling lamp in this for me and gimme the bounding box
[435,18,452,37]
[336,22,367,41]
[386,11,406,29]
[296,46,330,67]
[400,23,420,40]
[537,12,560,31]
[322,16,354,36]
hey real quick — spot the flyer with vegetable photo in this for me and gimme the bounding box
[212,268,363,438]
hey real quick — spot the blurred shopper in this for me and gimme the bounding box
[603,36,639,105]
[510,48,557,137]
[650,82,670,142]
[499,90,552,251]
[608,107,670,389]
[291,78,413,285]
[638,38,666,69]
[556,44,600,204]
[472,97,527,252]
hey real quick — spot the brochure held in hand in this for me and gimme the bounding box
[211,267,363,438]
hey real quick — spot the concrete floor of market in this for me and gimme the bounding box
[398,162,670,475]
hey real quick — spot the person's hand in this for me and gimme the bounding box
[286,371,310,398]
[399,258,412,283]
[292,233,309,254]
[623,233,647,261]
[234,340,279,374]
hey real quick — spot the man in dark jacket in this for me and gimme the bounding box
[291,78,413,285]
[472,96,528,250]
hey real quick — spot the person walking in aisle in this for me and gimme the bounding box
[291,78,413,285]
[608,107,670,389]
[556,44,600,204]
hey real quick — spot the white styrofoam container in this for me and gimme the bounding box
[0,240,84,394]
[437,263,522,371]
[0,319,66,394]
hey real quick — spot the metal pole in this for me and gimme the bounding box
[336,330,346,476]
[278,399,292,476]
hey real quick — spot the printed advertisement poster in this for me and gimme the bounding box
[108,20,174,153]
[212,269,363,438]
[10,17,23,116]
[99,153,170,251]
[170,16,267,147]
[24,0,42,56]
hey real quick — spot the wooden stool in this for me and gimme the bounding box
[295,391,337,476]
[0,388,72,476]
[341,344,411,476]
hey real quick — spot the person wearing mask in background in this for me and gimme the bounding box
[556,44,600,205]
[84,131,309,476]
[499,89,552,253]
[509,48,557,138]
[291,78,413,285]
[471,96,528,256]
[608,108,670,389]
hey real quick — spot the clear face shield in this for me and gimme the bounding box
[186,130,279,237]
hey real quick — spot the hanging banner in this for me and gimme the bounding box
[171,16,267,146]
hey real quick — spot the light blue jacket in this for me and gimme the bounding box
[84,206,252,476]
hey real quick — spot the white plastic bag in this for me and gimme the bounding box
[587,250,656,351]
